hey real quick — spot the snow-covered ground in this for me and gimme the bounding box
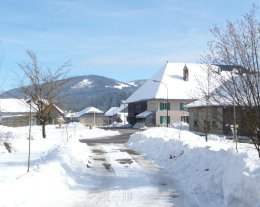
[0,123,119,207]
[126,127,260,207]
[2,122,259,207]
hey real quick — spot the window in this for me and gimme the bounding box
[180,102,187,111]
[160,116,170,124]
[194,120,198,127]
[181,116,189,123]
[160,102,170,110]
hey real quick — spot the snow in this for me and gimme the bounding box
[0,123,119,207]
[126,127,260,207]
[127,81,138,86]
[113,82,130,89]
[2,121,259,206]
[136,111,153,118]
[74,106,103,117]
[104,104,127,117]
[125,63,224,103]
[104,107,119,116]
[0,98,34,113]
[71,79,93,89]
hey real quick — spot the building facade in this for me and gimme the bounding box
[73,106,105,127]
[128,99,192,126]
[125,63,220,127]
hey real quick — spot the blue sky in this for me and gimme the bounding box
[0,0,258,90]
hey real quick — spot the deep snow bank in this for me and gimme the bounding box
[126,127,260,207]
[0,124,119,207]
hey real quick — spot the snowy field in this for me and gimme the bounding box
[126,126,260,207]
[0,123,119,207]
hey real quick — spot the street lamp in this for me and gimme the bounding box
[153,80,169,127]
[121,100,126,126]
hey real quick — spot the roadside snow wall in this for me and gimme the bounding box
[126,127,260,207]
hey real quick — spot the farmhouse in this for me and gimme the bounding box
[125,63,223,127]
[0,98,37,127]
[185,98,257,136]
[74,106,104,126]
[186,73,259,136]
[25,98,65,125]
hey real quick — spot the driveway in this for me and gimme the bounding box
[77,129,177,207]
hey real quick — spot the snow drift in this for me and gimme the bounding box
[126,127,260,207]
[0,123,119,207]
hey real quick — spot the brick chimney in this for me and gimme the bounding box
[183,65,189,81]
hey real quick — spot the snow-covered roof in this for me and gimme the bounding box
[104,104,128,117]
[53,105,64,115]
[104,107,119,116]
[0,99,35,113]
[74,107,103,117]
[126,63,224,103]
[186,73,259,108]
[136,111,153,118]
[185,98,232,108]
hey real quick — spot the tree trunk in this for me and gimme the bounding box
[42,122,46,138]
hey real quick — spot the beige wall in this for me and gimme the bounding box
[147,99,194,126]
[188,107,224,134]
[79,114,105,126]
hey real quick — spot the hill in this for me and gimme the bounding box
[0,75,145,112]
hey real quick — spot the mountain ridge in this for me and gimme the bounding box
[0,75,146,112]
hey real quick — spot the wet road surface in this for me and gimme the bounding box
[76,128,177,207]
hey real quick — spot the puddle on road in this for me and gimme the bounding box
[170,192,179,198]
[116,158,133,165]
[92,149,105,155]
[93,157,106,161]
[119,149,139,155]
[102,163,111,170]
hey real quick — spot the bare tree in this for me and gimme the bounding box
[18,49,70,138]
[204,5,260,157]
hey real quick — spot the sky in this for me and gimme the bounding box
[0,0,258,90]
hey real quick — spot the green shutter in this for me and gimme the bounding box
[167,116,170,124]
[160,102,163,110]
[180,103,184,110]
[168,102,170,110]
[160,116,163,124]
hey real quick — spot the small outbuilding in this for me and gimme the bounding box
[104,103,128,125]
[74,107,104,126]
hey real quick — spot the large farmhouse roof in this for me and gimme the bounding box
[126,63,224,103]
[186,73,260,108]
[0,99,34,113]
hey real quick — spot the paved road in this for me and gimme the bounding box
[76,128,177,207]
[79,128,141,145]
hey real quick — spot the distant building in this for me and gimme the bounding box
[104,103,128,125]
[125,63,225,127]
[25,98,65,125]
[0,99,37,127]
[73,106,104,126]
